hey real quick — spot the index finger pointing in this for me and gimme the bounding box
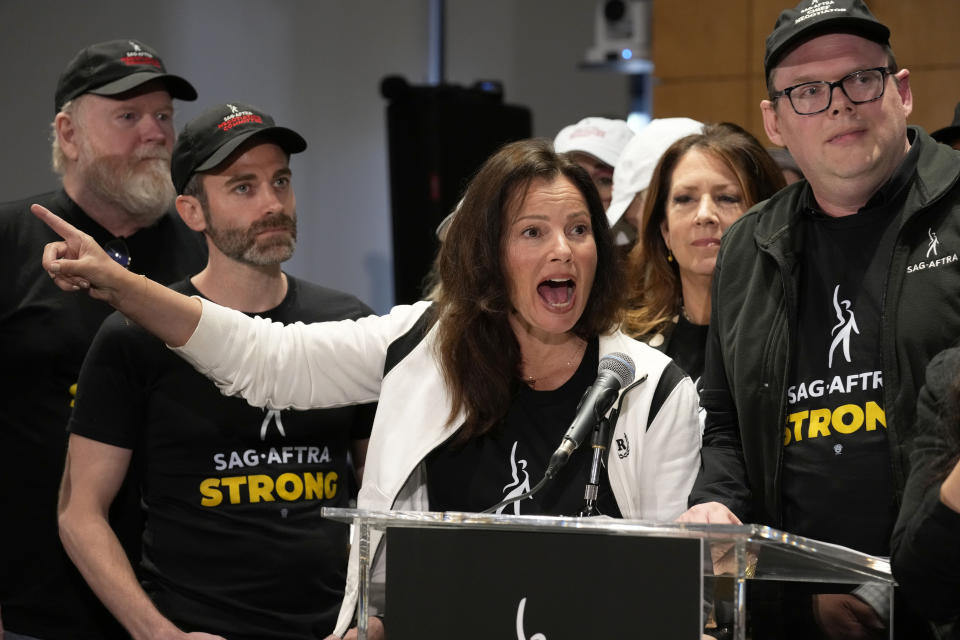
[31,203,81,241]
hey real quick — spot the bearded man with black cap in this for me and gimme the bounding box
[56,103,375,640]
[676,1,960,637]
[0,40,205,640]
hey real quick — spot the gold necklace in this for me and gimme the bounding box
[522,339,586,388]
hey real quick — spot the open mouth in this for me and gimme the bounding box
[537,278,575,309]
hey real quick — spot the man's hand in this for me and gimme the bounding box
[31,203,129,301]
[812,593,886,640]
[324,616,385,640]
[676,502,742,525]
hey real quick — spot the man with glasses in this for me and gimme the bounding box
[679,1,960,637]
[56,103,375,639]
[0,41,205,639]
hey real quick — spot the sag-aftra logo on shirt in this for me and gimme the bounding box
[198,408,340,508]
[784,284,885,448]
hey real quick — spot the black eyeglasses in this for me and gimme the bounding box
[103,237,131,269]
[771,67,892,116]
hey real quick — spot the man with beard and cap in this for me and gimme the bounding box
[56,103,376,640]
[677,0,960,637]
[0,39,205,639]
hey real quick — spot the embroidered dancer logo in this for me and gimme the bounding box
[927,228,940,258]
[907,226,956,273]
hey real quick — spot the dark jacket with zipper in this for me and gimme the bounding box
[690,126,960,532]
[690,126,960,639]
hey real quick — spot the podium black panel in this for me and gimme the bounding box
[386,526,702,639]
[382,78,532,304]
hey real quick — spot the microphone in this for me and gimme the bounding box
[545,352,636,478]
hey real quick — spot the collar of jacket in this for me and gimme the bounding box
[743,126,960,263]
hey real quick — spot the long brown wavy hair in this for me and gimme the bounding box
[622,122,786,339]
[432,138,624,440]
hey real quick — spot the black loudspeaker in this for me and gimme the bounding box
[381,76,532,305]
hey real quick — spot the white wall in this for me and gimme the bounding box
[0,0,627,313]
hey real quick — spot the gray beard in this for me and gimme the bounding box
[79,152,175,226]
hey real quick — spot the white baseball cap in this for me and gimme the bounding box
[553,117,634,168]
[606,117,705,227]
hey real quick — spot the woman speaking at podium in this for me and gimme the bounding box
[34,138,701,639]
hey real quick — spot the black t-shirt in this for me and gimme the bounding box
[665,315,709,384]
[68,277,376,640]
[426,338,622,518]
[0,190,206,638]
[782,142,920,556]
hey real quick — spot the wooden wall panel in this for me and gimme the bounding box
[653,78,752,127]
[906,68,960,134]
[651,0,960,144]
[870,0,960,67]
[652,0,750,79]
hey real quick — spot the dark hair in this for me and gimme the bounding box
[181,172,208,208]
[623,122,786,338]
[432,138,623,440]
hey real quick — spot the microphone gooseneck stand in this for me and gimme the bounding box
[579,414,612,517]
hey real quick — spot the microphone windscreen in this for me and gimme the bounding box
[599,352,636,386]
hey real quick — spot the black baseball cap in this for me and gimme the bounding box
[55,39,197,112]
[931,102,960,146]
[171,102,307,194]
[764,0,890,83]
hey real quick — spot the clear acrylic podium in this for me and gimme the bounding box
[323,507,894,640]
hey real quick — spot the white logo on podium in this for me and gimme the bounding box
[516,597,547,640]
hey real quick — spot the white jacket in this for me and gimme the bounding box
[175,299,701,636]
